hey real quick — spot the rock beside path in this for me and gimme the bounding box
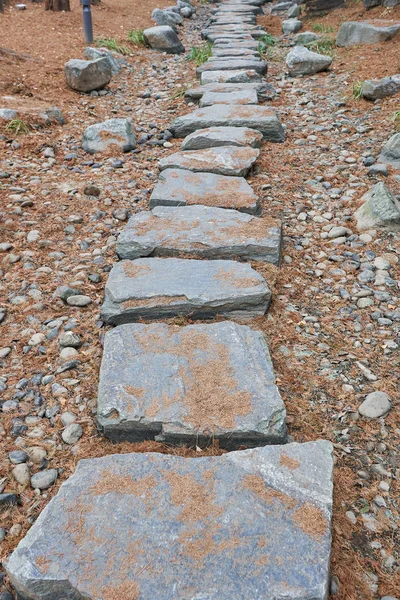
[6,441,333,600]
[361,74,400,100]
[98,321,287,446]
[101,258,271,324]
[82,118,136,154]
[149,168,261,214]
[84,46,121,74]
[64,58,112,92]
[379,132,400,169]
[336,20,400,46]
[116,205,282,263]
[354,182,400,230]
[286,46,332,76]
[143,25,185,54]
[282,18,302,34]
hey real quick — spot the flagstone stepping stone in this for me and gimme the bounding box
[214,39,260,48]
[336,20,400,46]
[211,4,263,13]
[197,59,267,78]
[171,105,285,141]
[201,69,262,84]
[6,440,334,600]
[204,28,266,42]
[211,47,260,56]
[211,15,257,24]
[158,146,260,177]
[97,321,286,446]
[101,257,271,324]
[199,88,259,106]
[116,205,282,263]
[185,82,276,102]
[149,168,260,214]
[379,132,400,169]
[181,126,263,150]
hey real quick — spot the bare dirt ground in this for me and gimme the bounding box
[0,0,399,598]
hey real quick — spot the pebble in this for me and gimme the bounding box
[59,332,82,348]
[12,464,30,486]
[8,450,28,465]
[359,391,392,419]
[30,469,58,490]
[61,423,83,445]
[27,447,47,464]
[0,347,11,359]
[66,295,92,307]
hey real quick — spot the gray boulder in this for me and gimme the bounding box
[180,5,193,17]
[0,108,17,120]
[336,21,400,46]
[287,3,301,16]
[354,182,400,230]
[64,57,111,92]
[143,25,185,54]
[271,1,295,12]
[282,18,302,34]
[82,118,136,154]
[362,74,400,99]
[84,46,121,74]
[379,132,400,168]
[286,45,332,76]
[363,0,381,7]
[152,8,183,29]
[294,31,319,44]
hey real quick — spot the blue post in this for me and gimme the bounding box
[82,0,93,43]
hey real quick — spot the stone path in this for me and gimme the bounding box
[6,0,335,597]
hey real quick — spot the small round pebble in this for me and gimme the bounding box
[12,463,30,486]
[8,450,29,465]
[358,391,392,419]
[66,295,92,307]
[30,469,58,490]
[62,423,83,444]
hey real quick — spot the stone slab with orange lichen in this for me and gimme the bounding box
[97,321,287,447]
[180,126,263,151]
[5,441,333,600]
[158,146,260,178]
[116,206,282,265]
[149,168,261,215]
[100,257,271,325]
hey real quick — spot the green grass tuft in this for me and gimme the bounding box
[352,81,363,100]
[312,23,335,33]
[258,33,275,47]
[186,43,213,66]
[127,29,147,47]
[4,119,29,135]
[170,87,187,100]
[95,37,131,55]
[393,110,400,122]
[306,37,336,57]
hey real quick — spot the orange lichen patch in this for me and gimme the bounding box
[100,580,140,600]
[279,454,300,471]
[244,474,297,509]
[216,266,261,289]
[166,469,222,523]
[124,385,146,400]
[292,503,328,540]
[34,555,51,574]
[123,262,151,278]
[121,295,188,310]
[181,529,242,565]
[88,469,156,500]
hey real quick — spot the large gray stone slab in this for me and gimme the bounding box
[379,132,400,169]
[210,14,257,24]
[354,182,400,231]
[336,20,400,46]
[211,4,263,13]
[181,126,263,150]
[101,258,271,324]
[185,82,277,102]
[214,39,260,48]
[171,105,285,141]
[6,440,333,600]
[116,205,282,263]
[158,146,260,177]
[202,25,266,41]
[97,321,286,446]
[149,168,261,214]
[200,88,259,106]
[197,59,267,78]
[211,46,260,56]
[201,69,262,84]
[286,45,332,76]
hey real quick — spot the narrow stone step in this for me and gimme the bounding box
[211,47,260,56]
[185,82,276,103]
[101,258,271,324]
[211,15,257,24]
[149,168,261,214]
[211,4,263,13]
[199,88,259,106]
[116,205,282,264]
[214,39,260,48]
[201,69,262,84]
[197,59,267,79]
[171,105,285,141]
[159,146,260,177]
[6,441,334,600]
[181,126,263,150]
[97,321,287,446]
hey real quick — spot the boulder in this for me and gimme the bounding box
[354,182,400,230]
[287,3,301,16]
[379,132,400,168]
[143,25,185,54]
[152,8,183,29]
[336,21,400,46]
[294,31,319,44]
[271,1,295,12]
[84,46,121,74]
[180,5,193,17]
[64,58,112,92]
[286,45,332,76]
[98,321,286,446]
[5,441,334,600]
[82,118,136,154]
[181,126,263,150]
[282,18,302,34]
[0,108,17,121]
[362,75,400,99]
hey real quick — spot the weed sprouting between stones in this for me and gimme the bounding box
[352,81,363,100]
[127,29,147,47]
[306,37,336,57]
[186,43,213,66]
[4,119,29,135]
[95,37,131,55]
[170,88,188,100]
[312,23,335,33]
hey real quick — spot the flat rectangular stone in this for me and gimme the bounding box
[199,88,259,106]
[97,321,286,446]
[181,126,263,150]
[171,105,285,141]
[197,59,267,79]
[6,441,334,600]
[149,168,261,214]
[116,205,282,264]
[201,69,262,84]
[185,82,277,103]
[214,39,260,48]
[101,257,270,324]
[211,47,260,56]
[211,4,263,13]
[158,146,260,177]
[211,15,257,24]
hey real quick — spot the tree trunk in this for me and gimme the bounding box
[45,0,70,11]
